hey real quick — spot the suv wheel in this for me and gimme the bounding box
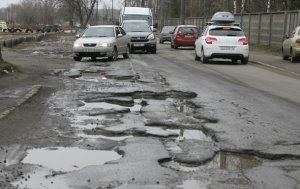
[241,57,249,64]
[151,47,156,54]
[195,51,200,61]
[73,56,82,61]
[201,49,208,64]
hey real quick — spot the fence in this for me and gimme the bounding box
[159,10,300,48]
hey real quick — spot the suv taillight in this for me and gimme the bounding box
[296,38,300,44]
[238,37,248,45]
[205,36,217,44]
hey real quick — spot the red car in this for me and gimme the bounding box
[170,25,199,49]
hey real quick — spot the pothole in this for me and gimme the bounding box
[167,129,212,142]
[78,133,133,141]
[161,152,262,172]
[22,147,122,172]
[79,100,142,113]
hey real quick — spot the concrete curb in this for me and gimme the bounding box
[0,85,41,120]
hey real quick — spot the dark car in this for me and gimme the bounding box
[121,20,157,54]
[170,25,199,49]
[159,26,175,44]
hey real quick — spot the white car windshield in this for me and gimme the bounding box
[82,27,115,37]
[122,22,151,32]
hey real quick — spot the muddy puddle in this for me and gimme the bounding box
[162,152,261,172]
[22,147,122,172]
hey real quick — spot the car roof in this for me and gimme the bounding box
[176,25,198,27]
[123,20,148,23]
[89,25,117,28]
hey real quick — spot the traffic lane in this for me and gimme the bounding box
[249,50,300,79]
[157,43,300,104]
[151,43,300,152]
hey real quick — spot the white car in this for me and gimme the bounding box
[73,25,131,61]
[195,25,249,64]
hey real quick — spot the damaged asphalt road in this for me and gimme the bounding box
[0,33,300,189]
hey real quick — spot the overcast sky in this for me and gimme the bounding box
[0,0,122,8]
[0,0,20,8]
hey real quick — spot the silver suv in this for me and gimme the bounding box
[121,20,157,54]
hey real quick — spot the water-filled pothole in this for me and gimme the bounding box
[161,152,261,172]
[79,100,142,112]
[167,129,212,142]
[22,147,122,172]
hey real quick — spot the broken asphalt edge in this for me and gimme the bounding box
[0,85,41,120]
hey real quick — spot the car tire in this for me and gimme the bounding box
[241,57,249,64]
[73,56,82,61]
[159,40,163,44]
[151,47,156,54]
[290,49,297,63]
[201,49,208,64]
[291,55,297,63]
[174,44,178,49]
[123,45,130,59]
[282,49,289,60]
[109,47,118,61]
[171,44,174,48]
[195,51,200,61]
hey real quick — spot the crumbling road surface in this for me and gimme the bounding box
[0,34,300,189]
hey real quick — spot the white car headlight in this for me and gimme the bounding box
[73,42,81,48]
[147,34,155,40]
[98,42,109,47]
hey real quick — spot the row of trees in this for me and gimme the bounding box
[0,0,113,28]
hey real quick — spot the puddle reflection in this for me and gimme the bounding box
[162,152,261,172]
[22,147,122,172]
[168,129,212,142]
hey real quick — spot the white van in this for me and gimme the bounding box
[0,20,7,32]
[119,7,153,30]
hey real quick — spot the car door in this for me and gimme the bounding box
[196,27,208,53]
[116,27,128,53]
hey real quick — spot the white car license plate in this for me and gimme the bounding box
[134,44,144,47]
[220,46,235,50]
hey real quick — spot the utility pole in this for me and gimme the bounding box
[96,0,99,24]
[112,0,114,23]
[180,0,185,25]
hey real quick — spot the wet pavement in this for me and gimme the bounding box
[0,33,300,189]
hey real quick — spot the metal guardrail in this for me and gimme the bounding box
[158,10,300,47]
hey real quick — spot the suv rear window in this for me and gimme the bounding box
[209,27,244,36]
[178,27,198,34]
[162,26,175,33]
